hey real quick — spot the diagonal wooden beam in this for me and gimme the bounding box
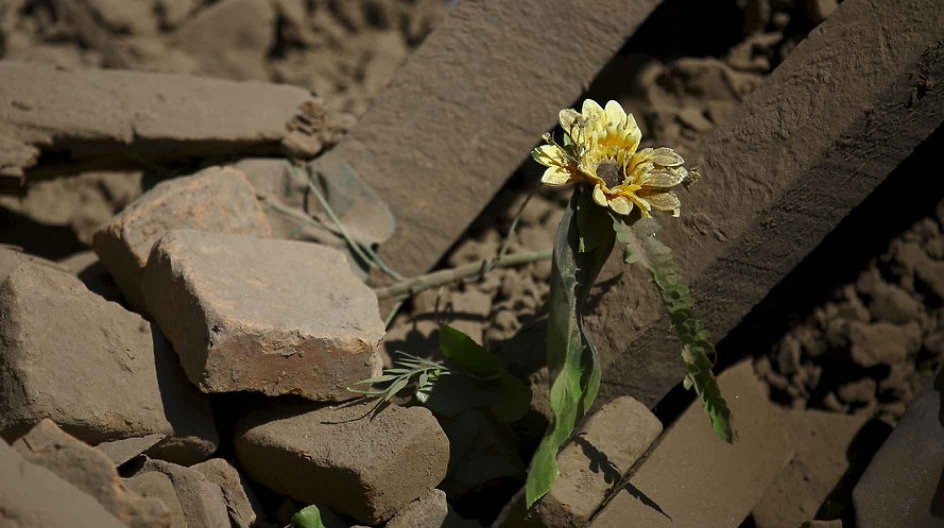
[591,0,944,407]
[327,0,667,277]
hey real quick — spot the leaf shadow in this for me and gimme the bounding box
[574,434,671,521]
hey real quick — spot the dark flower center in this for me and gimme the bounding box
[596,162,622,188]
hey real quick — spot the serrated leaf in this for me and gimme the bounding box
[291,505,324,528]
[439,325,502,377]
[614,217,734,443]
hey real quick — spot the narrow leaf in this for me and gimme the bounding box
[525,188,615,507]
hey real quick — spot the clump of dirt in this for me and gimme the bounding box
[755,208,944,425]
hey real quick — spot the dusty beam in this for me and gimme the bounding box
[591,0,944,407]
[329,0,666,277]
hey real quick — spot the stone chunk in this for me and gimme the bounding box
[387,489,449,528]
[0,439,128,528]
[125,471,188,528]
[852,385,944,528]
[141,458,231,528]
[752,410,869,528]
[141,229,384,400]
[591,361,794,528]
[93,166,272,310]
[191,457,263,527]
[96,433,166,467]
[235,401,449,524]
[531,396,663,528]
[13,419,171,528]
[0,257,219,461]
[0,245,65,278]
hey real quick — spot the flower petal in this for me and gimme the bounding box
[650,147,685,167]
[531,144,568,167]
[541,166,573,185]
[604,100,626,127]
[645,167,686,188]
[624,113,642,146]
[592,184,608,206]
[581,99,605,122]
[559,109,580,132]
[608,195,633,215]
[645,191,681,216]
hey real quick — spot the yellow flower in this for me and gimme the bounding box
[532,99,688,217]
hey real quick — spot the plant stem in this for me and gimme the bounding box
[258,193,340,246]
[373,250,551,301]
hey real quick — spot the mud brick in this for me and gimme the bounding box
[0,253,219,462]
[141,229,384,400]
[235,400,449,524]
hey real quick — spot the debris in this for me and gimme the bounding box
[13,419,171,528]
[0,61,328,182]
[96,434,166,467]
[852,385,944,528]
[752,410,869,528]
[93,165,272,310]
[387,488,449,528]
[125,472,188,528]
[140,458,231,528]
[141,229,384,400]
[0,254,219,461]
[591,361,794,528]
[0,438,128,527]
[235,400,449,524]
[529,396,663,528]
[191,458,263,528]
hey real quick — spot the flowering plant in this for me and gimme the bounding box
[525,99,733,506]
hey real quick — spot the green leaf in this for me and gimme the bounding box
[291,505,324,528]
[488,372,533,423]
[525,188,615,507]
[439,325,502,377]
[613,217,734,443]
[383,377,410,402]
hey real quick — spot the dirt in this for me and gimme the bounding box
[754,204,944,425]
[1,0,943,527]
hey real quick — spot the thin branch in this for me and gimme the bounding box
[374,250,551,301]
